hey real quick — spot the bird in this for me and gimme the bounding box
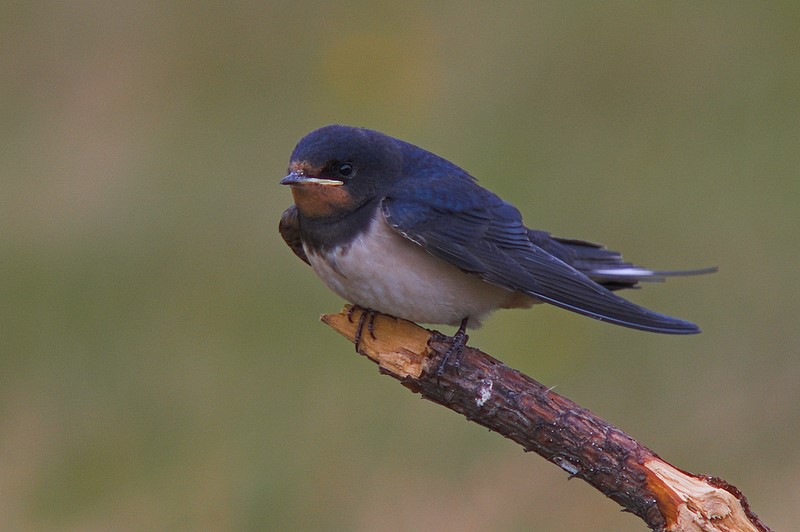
[279,125,714,367]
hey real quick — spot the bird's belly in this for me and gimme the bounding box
[304,217,520,327]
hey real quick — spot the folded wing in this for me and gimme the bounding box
[381,178,705,334]
[279,205,310,265]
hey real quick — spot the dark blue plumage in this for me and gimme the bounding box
[279,125,714,338]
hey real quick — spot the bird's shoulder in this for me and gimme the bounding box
[382,175,528,247]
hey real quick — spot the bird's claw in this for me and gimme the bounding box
[435,317,470,376]
[348,305,378,353]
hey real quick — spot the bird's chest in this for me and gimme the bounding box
[303,216,515,326]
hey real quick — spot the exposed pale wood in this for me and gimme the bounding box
[321,308,431,378]
[644,460,761,532]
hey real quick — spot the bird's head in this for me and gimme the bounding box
[281,125,403,219]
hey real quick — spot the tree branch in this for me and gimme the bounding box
[321,306,770,532]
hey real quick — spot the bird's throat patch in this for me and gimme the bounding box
[291,184,354,218]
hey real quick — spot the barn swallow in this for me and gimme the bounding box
[279,125,714,366]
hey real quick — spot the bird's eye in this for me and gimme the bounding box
[336,162,354,178]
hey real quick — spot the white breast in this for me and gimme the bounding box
[304,215,524,327]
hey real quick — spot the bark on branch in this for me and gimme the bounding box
[321,306,770,532]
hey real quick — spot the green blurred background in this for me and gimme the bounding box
[2,2,798,530]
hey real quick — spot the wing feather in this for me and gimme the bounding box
[279,205,310,265]
[381,178,701,334]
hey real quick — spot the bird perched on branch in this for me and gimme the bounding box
[279,125,714,368]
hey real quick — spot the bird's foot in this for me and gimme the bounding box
[347,305,378,353]
[436,317,470,376]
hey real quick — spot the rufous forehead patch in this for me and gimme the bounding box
[289,160,322,176]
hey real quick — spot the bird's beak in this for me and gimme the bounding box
[280,172,343,186]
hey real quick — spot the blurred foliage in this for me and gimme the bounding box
[1,2,799,531]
